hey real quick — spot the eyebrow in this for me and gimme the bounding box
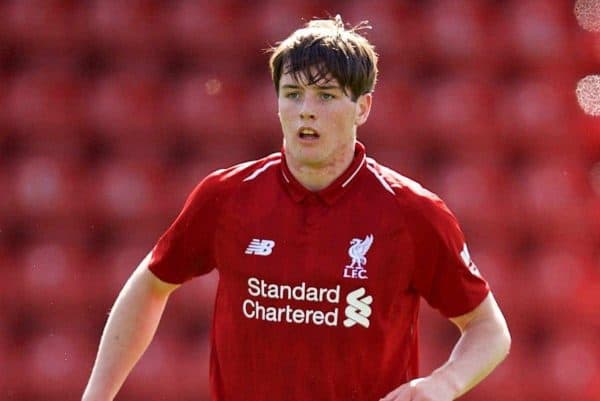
[316,84,342,90]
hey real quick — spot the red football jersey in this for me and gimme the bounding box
[148,142,489,401]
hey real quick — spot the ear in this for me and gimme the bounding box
[355,93,372,126]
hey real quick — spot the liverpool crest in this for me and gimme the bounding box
[343,234,374,279]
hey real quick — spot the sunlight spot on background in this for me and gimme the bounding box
[576,75,600,116]
[575,0,600,32]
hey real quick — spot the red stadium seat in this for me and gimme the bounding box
[516,158,590,240]
[98,242,150,301]
[0,249,21,326]
[11,155,83,220]
[0,167,15,217]
[159,149,260,220]
[86,0,168,58]
[495,0,570,69]
[466,345,530,401]
[468,245,521,317]
[1,0,87,54]
[494,71,580,157]
[1,346,27,399]
[164,1,240,62]
[363,78,417,149]
[86,158,165,222]
[18,241,88,308]
[2,67,84,139]
[93,238,216,343]
[0,3,594,401]
[339,1,417,66]
[159,161,218,216]
[420,0,494,72]
[19,326,95,399]
[168,270,219,331]
[586,375,600,401]
[239,78,280,149]
[535,327,600,401]
[85,69,166,141]
[418,300,457,369]
[434,158,509,240]
[573,112,600,154]
[416,73,498,154]
[571,266,600,329]
[82,241,163,332]
[242,0,316,49]
[174,338,212,400]
[523,246,593,317]
[120,337,197,400]
[164,72,246,149]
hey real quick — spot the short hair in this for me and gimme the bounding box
[267,15,378,101]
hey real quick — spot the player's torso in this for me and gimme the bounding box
[208,163,422,401]
[216,169,417,327]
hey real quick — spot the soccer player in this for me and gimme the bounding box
[82,15,510,401]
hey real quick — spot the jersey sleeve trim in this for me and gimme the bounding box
[365,162,395,195]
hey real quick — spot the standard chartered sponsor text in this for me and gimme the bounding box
[247,277,340,302]
[243,300,339,325]
[244,277,340,326]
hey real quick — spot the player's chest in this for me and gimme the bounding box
[214,195,414,290]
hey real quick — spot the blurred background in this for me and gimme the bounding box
[1,0,599,400]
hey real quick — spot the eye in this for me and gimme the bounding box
[320,93,335,100]
[284,92,300,99]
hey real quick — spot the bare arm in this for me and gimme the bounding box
[82,253,180,401]
[442,292,511,397]
[381,292,511,401]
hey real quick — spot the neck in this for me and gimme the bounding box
[285,142,356,192]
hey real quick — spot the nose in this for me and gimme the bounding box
[299,98,316,120]
[300,110,316,120]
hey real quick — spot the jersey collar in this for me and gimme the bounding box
[280,142,367,205]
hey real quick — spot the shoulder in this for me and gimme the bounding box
[365,157,442,210]
[364,157,457,230]
[196,153,282,190]
[185,153,282,206]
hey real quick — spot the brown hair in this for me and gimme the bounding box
[267,15,378,101]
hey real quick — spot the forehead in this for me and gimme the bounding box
[279,69,341,88]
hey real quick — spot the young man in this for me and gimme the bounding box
[82,16,510,401]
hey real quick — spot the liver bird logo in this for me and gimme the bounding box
[347,234,374,269]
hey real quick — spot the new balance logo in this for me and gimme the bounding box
[343,287,373,329]
[245,239,275,256]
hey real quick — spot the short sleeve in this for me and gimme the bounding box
[148,172,224,284]
[410,196,489,318]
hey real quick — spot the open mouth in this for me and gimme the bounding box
[298,127,320,140]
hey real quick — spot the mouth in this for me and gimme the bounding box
[297,127,320,141]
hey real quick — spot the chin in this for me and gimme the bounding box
[296,147,326,161]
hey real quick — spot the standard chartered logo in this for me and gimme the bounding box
[343,287,373,328]
[242,277,373,329]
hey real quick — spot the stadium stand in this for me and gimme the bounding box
[0,1,598,400]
